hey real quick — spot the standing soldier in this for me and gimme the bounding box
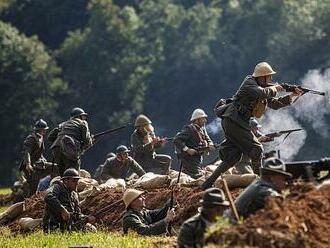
[174,109,215,179]
[20,119,55,196]
[202,62,303,189]
[131,114,172,175]
[50,107,92,176]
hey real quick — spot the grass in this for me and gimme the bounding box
[0,188,12,194]
[0,229,176,248]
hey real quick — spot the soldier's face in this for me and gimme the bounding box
[117,152,129,161]
[271,174,287,191]
[131,195,146,209]
[66,178,79,191]
[195,117,207,127]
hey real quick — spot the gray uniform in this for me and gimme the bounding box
[51,118,92,176]
[131,130,171,174]
[20,132,54,196]
[122,202,170,235]
[177,213,208,248]
[203,76,291,188]
[99,156,145,182]
[174,124,213,179]
[227,178,280,221]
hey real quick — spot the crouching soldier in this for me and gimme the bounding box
[174,109,215,179]
[177,188,229,248]
[227,158,292,221]
[122,189,175,235]
[99,145,146,183]
[20,119,57,196]
[131,114,172,175]
[43,168,96,232]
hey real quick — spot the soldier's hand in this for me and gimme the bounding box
[61,209,71,221]
[151,137,160,145]
[87,215,96,224]
[25,164,33,173]
[275,85,284,92]
[186,148,198,156]
[164,208,175,224]
[291,87,304,97]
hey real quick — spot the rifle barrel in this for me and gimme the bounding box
[93,123,131,139]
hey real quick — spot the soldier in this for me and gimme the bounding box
[20,119,56,196]
[202,62,303,189]
[131,114,172,175]
[234,118,273,174]
[227,158,292,221]
[122,189,175,235]
[50,107,93,176]
[177,188,230,248]
[93,152,116,181]
[174,109,215,179]
[43,168,96,232]
[99,145,146,183]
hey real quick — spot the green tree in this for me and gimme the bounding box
[0,21,67,185]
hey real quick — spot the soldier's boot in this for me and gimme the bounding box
[201,161,234,190]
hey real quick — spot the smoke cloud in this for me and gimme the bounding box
[206,118,221,135]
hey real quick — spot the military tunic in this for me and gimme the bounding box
[122,202,170,235]
[177,213,208,248]
[226,178,280,221]
[43,180,89,232]
[51,118,92,176]
[203,76,291,188]
[131,130,171,174]
[99,156,145,182]
[20,132,54,196]
[174,124,213,179]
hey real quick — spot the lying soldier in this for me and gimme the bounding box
[122,189,175,235]
[99,145,146,183]
[43,168,96,232]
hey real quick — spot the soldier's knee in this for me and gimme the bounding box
[249,146,263,161]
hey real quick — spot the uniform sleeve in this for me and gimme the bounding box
[81,121,93,149]
[44,184,67,215]
[267,95,292,110]
[129,158,146,177]
[173,126,191,151]
[131,132,154,153]
[22,136,35,165]
[254,187,281,210]
[245,84,278,99]
[123,214,167,235]
[147,203,170,223]
[177,222,196,248]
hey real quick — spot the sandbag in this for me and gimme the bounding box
[99,178,126,189]
[215,174,257,189]
[0,201,25,225]
[79,169,91,179]
[18,217,42,231]
[77,178,98,192]
[133,172,171,189]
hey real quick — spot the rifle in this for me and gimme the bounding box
[265,128,303,139]
[280,82,325,96]
[177,144,221,160]
[285,158,330,182]
[164,137,175,141]
[93,123,131,140]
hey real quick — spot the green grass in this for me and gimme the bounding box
[0,188,11,194]
[0,229,176,248]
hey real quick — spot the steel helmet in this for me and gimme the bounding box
[34,119,49,130]
[123,189,144,208]
[70,107,88,118]
[252,62,276,77]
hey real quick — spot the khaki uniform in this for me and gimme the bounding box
[20,132,54,196]
[226,178,280,221]
[177,213,208,248]
[43,180,91,232]
[174,124,213,179]
[122,202,170,235]
[131,130,171,174]
[203,76,291,188]
[51,118,92,176]
[99,156,145,182]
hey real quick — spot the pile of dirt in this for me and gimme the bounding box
[206,182,330,248]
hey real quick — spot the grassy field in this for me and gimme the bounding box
[0,187,11,194]
[0,229,176,248]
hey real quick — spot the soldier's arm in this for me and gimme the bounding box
[246,84,278,99]
[81,121,93,149]
[22,136,35,165]
[123,214,167,236]
[129,158,146,177]
[267,95,292,110]
[148,201,170,222]
[130,133,154,153]
[173,126,191,151]
[44,184,67,215]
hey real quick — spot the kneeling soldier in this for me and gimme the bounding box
[122,189,175,235]
[43,168,96,232]
[177,188,229,248]
[99,145,146,183]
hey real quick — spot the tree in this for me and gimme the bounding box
[0,21,67,185]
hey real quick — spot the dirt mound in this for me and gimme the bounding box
[206,182,330,248]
